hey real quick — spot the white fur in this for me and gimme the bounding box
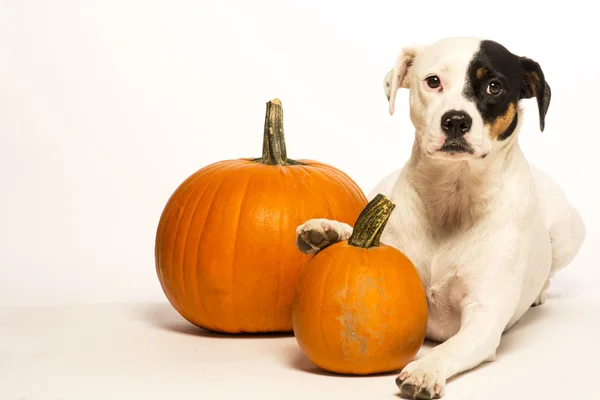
[297,37,585,398]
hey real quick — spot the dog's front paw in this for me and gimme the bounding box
[295,219,350,255]
[396,359,446,399]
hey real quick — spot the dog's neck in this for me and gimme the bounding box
[406,135,520,240]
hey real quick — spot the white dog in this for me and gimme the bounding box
[296,37,586,399]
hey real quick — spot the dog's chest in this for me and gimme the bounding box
[421,253,471,341]
[402,238,472,341]
[382,196,480,341]
[384,225,469,305]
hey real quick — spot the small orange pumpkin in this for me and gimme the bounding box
[154,98,367,334]
[291,194,428,375]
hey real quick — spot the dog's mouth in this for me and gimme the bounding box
[438,137,474,155]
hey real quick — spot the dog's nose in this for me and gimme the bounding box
[441,110,472,137]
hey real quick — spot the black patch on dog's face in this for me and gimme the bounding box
[464,40,521,140]
[464,40,551,140]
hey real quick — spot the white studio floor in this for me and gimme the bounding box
[2,273,599,400]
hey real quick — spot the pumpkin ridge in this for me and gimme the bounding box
[226,164,256,332]
[272,168,286,327]
[316,249,330,364]
[341,249,353,363]
[193,163,247,331]
[156,162,221,295]
[366,250,385,369]
[165,163,224,319]
[178,164,231,326]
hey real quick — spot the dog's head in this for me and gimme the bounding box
[384,37,551,160]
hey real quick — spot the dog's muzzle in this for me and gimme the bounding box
[438,110,475,155]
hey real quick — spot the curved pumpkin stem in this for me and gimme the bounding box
[348,193,396,248]
[254,98,304,166]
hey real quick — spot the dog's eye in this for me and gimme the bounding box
[486,81,502,95]
[425,75,441,89]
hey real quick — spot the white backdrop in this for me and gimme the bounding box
[1,0,597,307]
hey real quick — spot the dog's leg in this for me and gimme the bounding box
[532,278,550,307]
[397,225,524,399]
[396,302,513,399]
[295,219,353,255]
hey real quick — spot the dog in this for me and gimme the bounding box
[295,37,586,399]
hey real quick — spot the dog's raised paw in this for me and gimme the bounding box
[396,360,445,399]
[295,219,345,255]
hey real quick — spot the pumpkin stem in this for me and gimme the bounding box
[253,98,304,166]
[347,193,396,248]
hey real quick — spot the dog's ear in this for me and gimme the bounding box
[519,57,551,132]
[384,45,421,115]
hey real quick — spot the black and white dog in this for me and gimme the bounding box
[296,37,586,399]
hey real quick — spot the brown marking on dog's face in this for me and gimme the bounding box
[487,102,517,139]
[476,67,486,79]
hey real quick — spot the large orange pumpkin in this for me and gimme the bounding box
[154,98,367,334]
[291,194,428,375]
